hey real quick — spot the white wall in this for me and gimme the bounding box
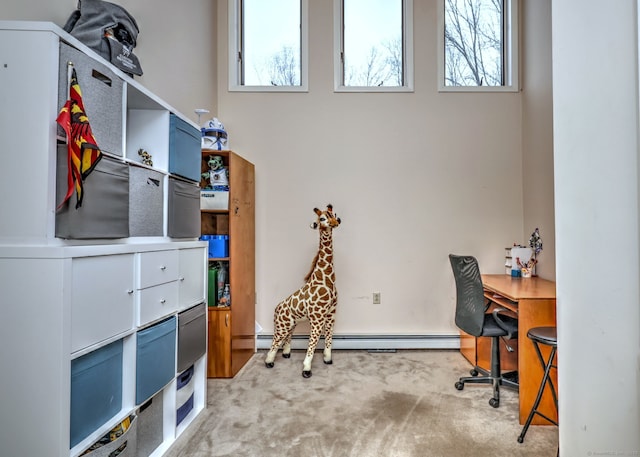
[522,0,555,279]
[216,0,552,338]
[5,0,556,340]
[3,0,218,125]
[7,1,640,453]
[552,0,640,454]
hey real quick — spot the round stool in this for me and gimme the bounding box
[517,326,558,444]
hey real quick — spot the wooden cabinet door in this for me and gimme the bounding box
[208,308,232,378]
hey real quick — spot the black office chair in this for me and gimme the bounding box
[449,254,519,408]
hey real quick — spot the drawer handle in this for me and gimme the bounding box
[160,266,167,271]
[179,277,185,282]
[160,299,166,304]
[127,289,134,294]
[91,69,112,87]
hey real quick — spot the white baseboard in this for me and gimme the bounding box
[255,334,460,350]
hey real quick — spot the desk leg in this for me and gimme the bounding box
[518,298,557,425]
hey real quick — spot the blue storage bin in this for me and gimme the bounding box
[208,235,229,258]
[136,316,176,404]
[169,114,201,182]
[70,339,123,448]
[176,366,195,426]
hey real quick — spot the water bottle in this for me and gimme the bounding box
[216,262,227,305]
[221,284,231,307]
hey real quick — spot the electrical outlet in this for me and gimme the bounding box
[372,292,381,304]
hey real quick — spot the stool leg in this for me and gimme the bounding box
[534,343,558,425]
[517,343,557,443]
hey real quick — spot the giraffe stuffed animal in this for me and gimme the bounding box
[265,204,342,378]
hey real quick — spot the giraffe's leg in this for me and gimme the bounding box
[282,329,293,358]
[265,333,284,367]
[302,321,322,378]
[265,308,294,367]
[322,310,337,365]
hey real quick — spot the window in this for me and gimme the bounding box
[229,0,308,91]
[334,0,414,92]
[439,0,519,91]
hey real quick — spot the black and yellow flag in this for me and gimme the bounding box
[56,68,103,209]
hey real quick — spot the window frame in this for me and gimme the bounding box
[333,0,414,93]
[437,0,519,93]
[228,0,309,92]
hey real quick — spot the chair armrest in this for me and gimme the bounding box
[492,307,518,340]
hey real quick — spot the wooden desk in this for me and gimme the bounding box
[479,275,557,425]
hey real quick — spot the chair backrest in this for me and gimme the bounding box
[449,254,487,337]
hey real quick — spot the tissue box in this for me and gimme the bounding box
[201,190,229,210]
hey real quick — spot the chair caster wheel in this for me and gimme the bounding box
[489,398,499,408]
[455,381,464,390]
[470,369,479,376]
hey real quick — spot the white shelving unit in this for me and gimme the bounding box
[0,21,207,457]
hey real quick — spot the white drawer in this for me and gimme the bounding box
[138,250,179,289]
[71,254,135,352]
[178,247,206,310]
[137,280,179,326]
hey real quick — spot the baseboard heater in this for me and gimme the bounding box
[255,334,460,351]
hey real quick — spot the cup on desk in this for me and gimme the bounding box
[521,267,532,278]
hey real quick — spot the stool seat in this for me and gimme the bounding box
[527,326,557,347]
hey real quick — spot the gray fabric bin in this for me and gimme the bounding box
[83,415,137,457]
[129,164,164,237]
[58,42,124,157]
[177,302,206,372]
[168,177,200,238]
[56,146,130,239]
[136,392,163,457]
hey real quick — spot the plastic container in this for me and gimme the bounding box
[209,235,229,258]
[221,284,231,307]
[200,235,229,258]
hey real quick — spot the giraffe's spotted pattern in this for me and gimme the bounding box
[264,204,341,377]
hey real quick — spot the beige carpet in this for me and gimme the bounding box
[165,350,558,457]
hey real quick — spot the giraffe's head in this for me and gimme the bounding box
[311,204,341,230]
